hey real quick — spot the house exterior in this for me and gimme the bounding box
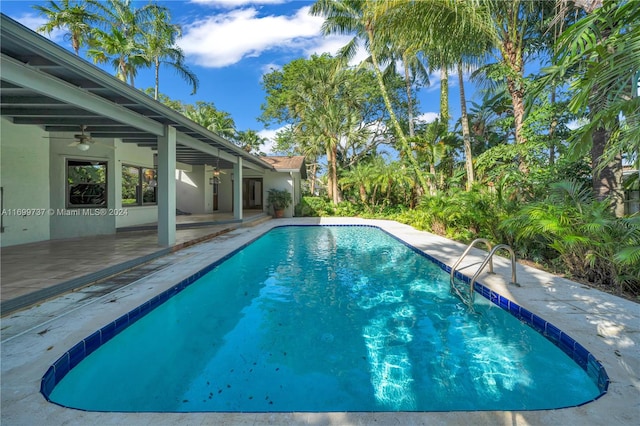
[0,14,303,248]
[260,156,307,217]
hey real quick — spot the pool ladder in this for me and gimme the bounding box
[449,238,519,310]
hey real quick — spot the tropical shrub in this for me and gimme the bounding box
[295,196,336,217]
[502,180,640,294]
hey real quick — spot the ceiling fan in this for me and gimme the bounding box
[46,125,112,151]
[212,149,226,179]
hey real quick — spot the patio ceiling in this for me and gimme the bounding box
[0,14,272,172]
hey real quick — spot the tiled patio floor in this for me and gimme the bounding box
[0,210,266,314]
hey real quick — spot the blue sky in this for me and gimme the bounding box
[2,0,467,153]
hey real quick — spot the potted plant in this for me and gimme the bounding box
[267,188,292,218]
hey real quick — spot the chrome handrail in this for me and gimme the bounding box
[450,239,518,310]
[468,244,519,305]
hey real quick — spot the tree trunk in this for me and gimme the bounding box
[591,127,624,216]
[549,88,557,165]
[310,163,317,195]
[331,144,342,204]
[501,34,527,171]
[326,146,334,202]
[155,58,160,100]
[403,53,415,137]
[429,164,437,195]
[440,68,449,125]
[458,62,474,190]
[507,75,527,148]
[366,27,428,191]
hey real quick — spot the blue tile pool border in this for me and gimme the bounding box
[40,224,609,409]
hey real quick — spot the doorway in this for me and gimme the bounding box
[213,182,219,211]
[243,178,263,209]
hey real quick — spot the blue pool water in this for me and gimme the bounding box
[43,225,607,412]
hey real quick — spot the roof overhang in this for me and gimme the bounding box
[0,14,274,172]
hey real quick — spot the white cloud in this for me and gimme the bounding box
[304,35,369,67]
[415,112,439,124]
[14,13,65,42]
[260,62,282,75]
[258,126,286,154]
[179,6,325,68]
[189,0,287,8]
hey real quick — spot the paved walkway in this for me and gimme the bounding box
[1,218,638,425]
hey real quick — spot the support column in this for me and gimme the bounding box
[233,157,243,220]
[158,125,176,245]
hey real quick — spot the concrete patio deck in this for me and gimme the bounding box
[1,218,638,425]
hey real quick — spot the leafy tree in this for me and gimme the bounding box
[235,129,266,155]
[87,0,155,86]
[273,126,324,196]
[310,0,428,190]
[538,0,639,216]
[34,0,98,55]
[183,101,236,139]
[260,54,396,204]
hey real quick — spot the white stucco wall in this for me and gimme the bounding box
[176,165,208,215]
[0,119,51,247]
[216,171,233,213]
[263,171,297,218]
[49,133,116,239]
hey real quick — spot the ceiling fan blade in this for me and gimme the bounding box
[67,141,80,147]
[45,136,74,140]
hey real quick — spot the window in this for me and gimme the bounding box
[122,165,157,206]
[67,160,107,208]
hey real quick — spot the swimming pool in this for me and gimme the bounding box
[41,225,608,412]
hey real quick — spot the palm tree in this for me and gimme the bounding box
[33,0,97,55]
[382,0,544,168]
[183,102,237,139]
[341,161,374,204]
[143,6,198,100]
[412,119,448,195]
[310,0,429,191]
[458,61,474,189]
[373,0,491,189]
[88,27,145,83]
[88,0,154,86]
[235,129,266,154]
[540,0,639,216]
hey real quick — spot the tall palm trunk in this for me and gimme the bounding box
[329,143,341,204]
[549,88,558,165]
[403,52,415,137]
[154,57,160,100]
[326,146,334,202]
[365,26,428,191]
[591,126,624,216]
[501,36,528,172]
[310,162,318,195]
[440,68,449,124]
[458,62,474,190]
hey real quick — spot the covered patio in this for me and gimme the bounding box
[0,210,268,316]
[0,14,276,251]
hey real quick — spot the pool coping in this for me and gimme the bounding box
[2,217,639,425]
